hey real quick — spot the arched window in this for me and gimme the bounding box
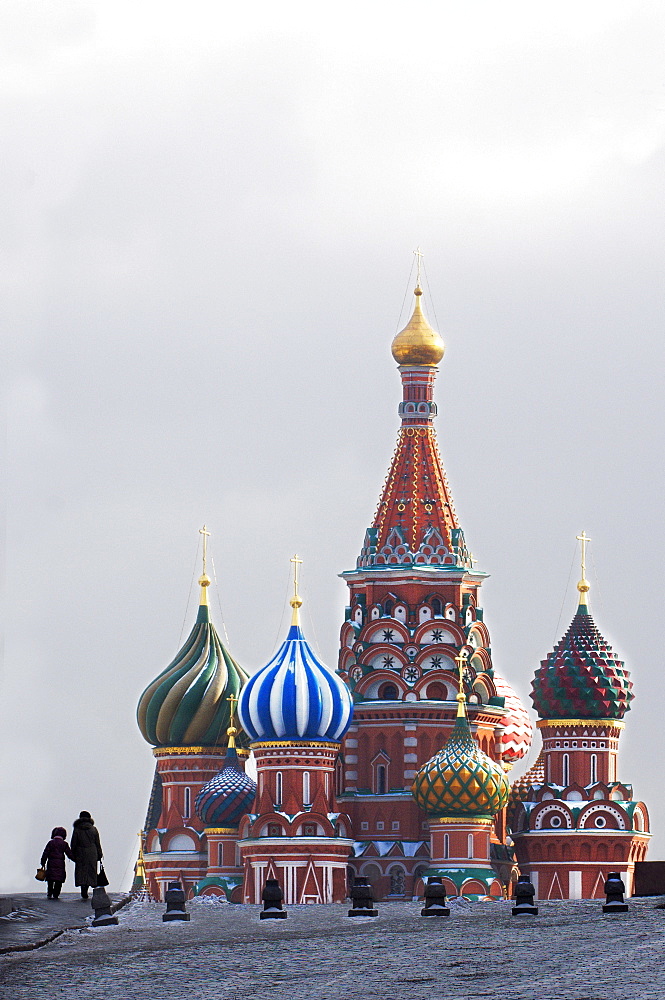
[431,598,442,616]
[324,772,329,798]
[590,754,597,784]
[467,833,474,859]
[335,758,344,796]
[303,772,311,805]
[275,771,283,806]
[444,833,449,859]
[389,866,405,895]
[562,754,569,787]
[384,599,393,615]
[168,833,196,851]
[377,765,386,795]
[183,787,191,819]
[380,683,399,701]
[218,843,224,867]
[235,843,241,866]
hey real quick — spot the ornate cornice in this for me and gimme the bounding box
[536,719,625,731]
[429,816,494,826]
[204,827,238,835]
[250,740,340,751]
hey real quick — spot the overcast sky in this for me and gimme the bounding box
[2,0,664,891]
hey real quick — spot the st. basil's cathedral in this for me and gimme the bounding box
[136,275,650,904]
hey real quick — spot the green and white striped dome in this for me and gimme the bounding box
[137,594,248,749]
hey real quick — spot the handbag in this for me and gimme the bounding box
[97,863,109,887]
[35,866,46,882]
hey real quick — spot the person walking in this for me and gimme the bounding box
[70,810,103,899]
[40,826,73,899]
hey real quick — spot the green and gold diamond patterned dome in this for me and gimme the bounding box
[412,694,510,820]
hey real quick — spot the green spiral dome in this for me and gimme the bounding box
[137,601,249,748]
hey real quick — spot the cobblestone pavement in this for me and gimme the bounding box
[0,893,126,953]
[1,898,665,1000]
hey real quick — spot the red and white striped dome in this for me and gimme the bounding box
[492,669,533,765]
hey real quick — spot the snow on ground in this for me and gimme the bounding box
[2,897,665,1000]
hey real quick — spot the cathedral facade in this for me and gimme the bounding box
[136,280,648,902]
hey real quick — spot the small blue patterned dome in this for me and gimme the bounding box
[195,744,257,828]
[238,619,354,744]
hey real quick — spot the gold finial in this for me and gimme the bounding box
[391,254,445,367]
[135,830,146,879]
[576,530,591,607]
[198,524,211,604]
[226,693,238,749]
[455,650,468,718]
[290,553,303,625]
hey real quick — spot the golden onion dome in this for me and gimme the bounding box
[411,707,510,819]
[391,286,445,367]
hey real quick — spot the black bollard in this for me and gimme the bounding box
[421,876,450,917]
[163,881,190,922]
[511,874,538,916]
[348,876,378,917]
[91,887,118,926]
[260,878,287,919]
[602,872,628,914]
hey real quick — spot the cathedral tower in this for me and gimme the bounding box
[193,707,257,901]
[136,528,249,900]
[337,274,532,899]
[237,558,355,904]
[509,534,650,899]
[412,652,510,897]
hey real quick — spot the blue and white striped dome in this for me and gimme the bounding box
[238,621,354,743]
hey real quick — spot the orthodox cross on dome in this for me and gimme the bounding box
[455,650,468,717]
[226,693,238,748]
[291,552,302,595]
[576,530,592,606]
[413,246,424,287]
[198,524,211,603]
[199,524,211,574]
[576,530,591,579]
[290,553,303,623]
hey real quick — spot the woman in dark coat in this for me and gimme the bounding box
[40,827,73,899]
[70,810,103,899]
